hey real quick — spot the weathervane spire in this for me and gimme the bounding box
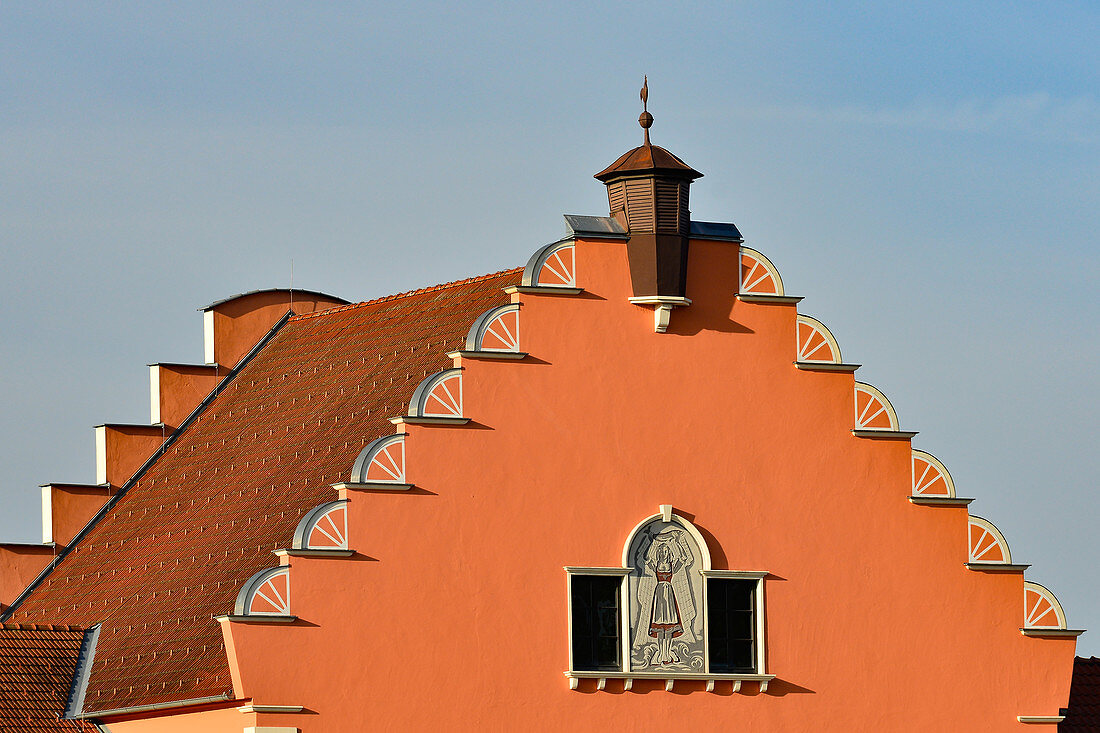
[639,75,653,145]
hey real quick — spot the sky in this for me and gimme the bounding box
[1,3,1098,650]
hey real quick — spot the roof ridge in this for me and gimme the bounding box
[291,267,523,322]
[1,622,85,632]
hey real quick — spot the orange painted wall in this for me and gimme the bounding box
[208,291,347,369]
[0,543,54,611]
[98,424,166,487]
[220,237,1076,731]
[45,484,112,546]
[152,364,221,431]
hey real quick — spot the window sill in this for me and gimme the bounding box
[565,671,775,692]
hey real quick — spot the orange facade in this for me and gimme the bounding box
[0,125,1083,732]
[213,234,1076,731]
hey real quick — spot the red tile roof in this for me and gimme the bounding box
[1062,657,1100,732]
[0,624,98,732]
[3,268,521,714]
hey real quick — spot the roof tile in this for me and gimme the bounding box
[0,624,97,732]
[1062,656,1100,731]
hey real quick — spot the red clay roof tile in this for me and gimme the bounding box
[1062,656,1100,732]
[3,268,521,714]
[0,624,98,732]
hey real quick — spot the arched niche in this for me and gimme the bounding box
[621,509,712,673]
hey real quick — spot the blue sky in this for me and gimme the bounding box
[2,3,1098,650]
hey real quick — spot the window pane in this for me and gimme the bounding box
[707,578,757,673]
[571,575,622,671]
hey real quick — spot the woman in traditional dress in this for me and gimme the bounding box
[648,542,685,664]
[633,527,697,666]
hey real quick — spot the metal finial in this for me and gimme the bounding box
[639,76,653,145]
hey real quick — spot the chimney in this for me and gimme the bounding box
[594,78,702,307]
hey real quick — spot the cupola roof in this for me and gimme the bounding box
[594,143,702,182]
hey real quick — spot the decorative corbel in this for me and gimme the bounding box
[628,297,692,334]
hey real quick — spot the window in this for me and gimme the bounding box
[565,507,771,689]
[706,578,756,673]
[569,575,621,671]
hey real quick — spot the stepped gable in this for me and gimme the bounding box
[2,268,521,715]
[1063,657,1100,732]
[0,624,97,732]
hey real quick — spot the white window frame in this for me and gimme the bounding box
[564,508,774,691]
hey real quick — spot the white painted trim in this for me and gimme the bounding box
[331,481,413,492]
[620,509,713,570]
[447,350,528,361]
[851,429,918,440]
[216,614,297,624]
[854,381,901,431]
[628,298,692,333]
[505,285,584,296]
[389,416,470,426]
[1017,715,1065,723]
[40,486,52,544]
[965,562,1029,573]
[274,548,355,558]
[564,566,632,576]
[94,426,107,486]
[149,365,160,425]
[565,567,625,674]
[737,294,803,304]
[235,566,291,616]
[565,671,775,683]
[911,449,957,498]
[699,571,768,675]
[564,568,630,675]
[701,570,769,579]
[567,511,768,679]
[1023,581,1069,630]
[203,310,215,365]
[739,246,785,296]
[796,314,842,364]
[237,705,304,714]
[968,515,1013,564]
[1020,628,1085,638]
[908,496,973,507]
[627,297,692,306]
[794,362,860,372]
[465,304,522,353]
[757,575,767,674]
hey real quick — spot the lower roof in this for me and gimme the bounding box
[0,624,98,732]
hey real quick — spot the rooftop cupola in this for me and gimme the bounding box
[595,79,701,329]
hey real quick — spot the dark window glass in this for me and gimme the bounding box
[571,575,622,671]
[707,578,756,673]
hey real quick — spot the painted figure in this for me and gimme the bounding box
[634,528,697,666]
